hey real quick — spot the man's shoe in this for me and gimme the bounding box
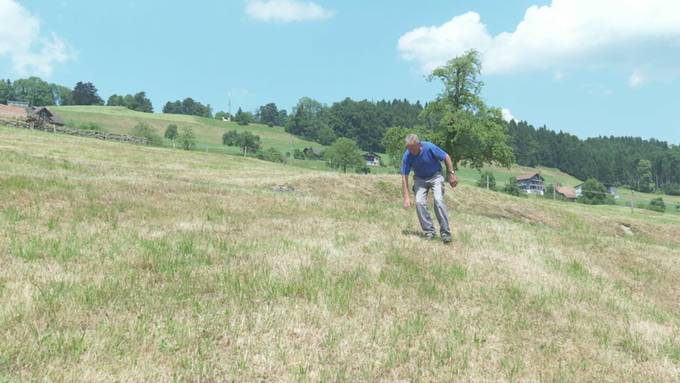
[441,234,452,244]
[424,233,436,240]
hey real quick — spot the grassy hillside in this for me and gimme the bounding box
[52,106,590,182]
[1,125,679,381]
[52,106,324,159]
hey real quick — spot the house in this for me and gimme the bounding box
[555,185,577,201]
[516,172,545,195]
[302,147,323,160]
[0,103,28,120]
[28,107,65,126]
[364,152,381,167]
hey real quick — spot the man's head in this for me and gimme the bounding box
[405,134,421,155]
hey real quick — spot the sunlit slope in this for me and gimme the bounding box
[52,105,323,155]
[2,125,678,381]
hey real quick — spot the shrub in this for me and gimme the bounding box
[130,122,163,146]
[178,128,196,151]
[256,147,285,163]
[476,171,496,191]
[503,177,523,197]
[645,197,666,213]
[578,178,615,205]
[355,164,371,174]
[324,138,364,173]
[222,130,260,153]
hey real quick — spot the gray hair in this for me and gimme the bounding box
[405,134,420,145]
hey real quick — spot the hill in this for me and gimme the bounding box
[1,125,679,381]
[51,106,591,180]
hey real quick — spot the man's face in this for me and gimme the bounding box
[407,142,421,155]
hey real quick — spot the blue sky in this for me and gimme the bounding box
[2,0,680,144]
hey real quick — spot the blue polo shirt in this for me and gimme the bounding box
[401,141,448,179]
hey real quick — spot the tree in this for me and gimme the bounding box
[131,122,163,146]
[234,107,253,126]
[257,103,280,126]
[12,77,55,106]
[422,50,514,170]
[179,128,196,151]
[222,130,260,153]
[316,125,337,145]
[476,171,497,191]
[50,84,72,105]
[636,159,654,192]
[0,79,13,104]
[503,177,522,196]
[163,98,211,117]
[71,82,103,105]
[382,127,411,167]
[324,137,364,173]
[164,124,179,148]
[578,178,613,205]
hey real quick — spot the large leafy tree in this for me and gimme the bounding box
[324,137,364,173]
[257,103,280,126]
[421,50,514,169]
[0,79,14,104]
[71,82,103,105]
[12,77,55,106]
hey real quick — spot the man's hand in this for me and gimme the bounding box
[403,197,411,209]
[449,174,458,189]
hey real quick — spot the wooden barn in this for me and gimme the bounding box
[28,107,65,126]
[517,172,545,195]
[555,185,577,201]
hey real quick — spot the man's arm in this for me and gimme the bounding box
[444,154,458,188]
[402,175,411,209]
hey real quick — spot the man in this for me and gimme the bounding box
[401,134,458,243]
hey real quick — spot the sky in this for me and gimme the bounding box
[2,0,680,144]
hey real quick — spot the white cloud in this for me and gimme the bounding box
[501,108,515,122]
[0,0,75,77]
[398,0,680,86]
[245,0,333,23]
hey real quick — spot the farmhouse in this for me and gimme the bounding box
[517,172,545,195]
[302,147,323,159]
[364,152,381,167]
[555,185,577,201]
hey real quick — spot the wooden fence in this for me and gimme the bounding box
[0,118,149,145]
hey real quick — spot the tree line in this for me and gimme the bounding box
[507,120,680,194]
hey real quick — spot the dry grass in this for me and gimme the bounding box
[1,125,679,382]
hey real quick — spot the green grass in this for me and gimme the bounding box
[52,105,324,156]
[1,125,679,381]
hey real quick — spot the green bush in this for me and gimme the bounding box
[476,171,496,190]
[355,164,371,174]
[643,197,666,213]
[178,128,196,151]
[503,177,523,197]
[577,178,615,205]
[256,147,285,163]
[130,122,163,146]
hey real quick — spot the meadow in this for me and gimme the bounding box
[1,124,679,381]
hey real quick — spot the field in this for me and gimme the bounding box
[1,125,679,381]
